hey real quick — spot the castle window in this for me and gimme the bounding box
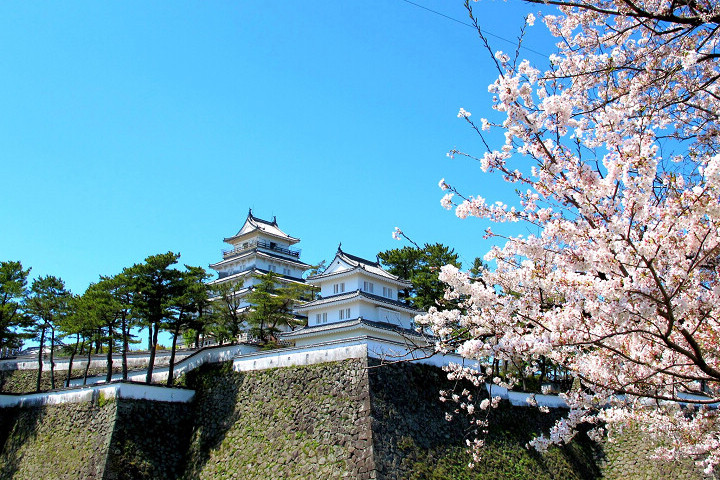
[334,283,345,294]
[339,308,351,320]
[363,281,374,293]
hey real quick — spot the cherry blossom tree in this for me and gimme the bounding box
[418,0,720,472]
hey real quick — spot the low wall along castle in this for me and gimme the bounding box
[0,341,712,480]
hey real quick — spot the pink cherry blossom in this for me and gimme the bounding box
[426,0,720,472]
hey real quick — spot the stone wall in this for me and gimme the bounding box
[0,399,115,479]
[0,355,715,479]
[368,360,602,480]
[0,367,122,393]
[104,399,193,480]
[179,359,376,479]
[0,395,191,480]
[0,355,182,394]
[598,428,714,480]
[367,360,714,480]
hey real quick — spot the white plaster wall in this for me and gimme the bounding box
[1,337,587,411]
[319,278,347,297]
[357,303,377,319]
[506,391,569,408]
[375,307,415,330]
[363,279,396,299]
[0,382,195,408]
[233,342,368,372]
[306,300,410,327]
[322,258,347,276]
[306,299,361,325]
[0,351,196,372]
[66,344,259,387]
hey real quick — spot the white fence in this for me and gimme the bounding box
[0,350,196,372]
[0,338,580,410]
[0,382,195,408]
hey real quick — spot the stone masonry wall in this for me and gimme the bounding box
[0,399,116,479]
[368,360,713,480]
[104,399,193,480]
[0,355,715,479]
[0,355,177,394]
[368,360,601,480]
[0,395,192,480]
[179,359,376,479]
[0,367,120,393]
[597,428,714,480]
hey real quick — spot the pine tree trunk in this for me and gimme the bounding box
[66,334,80,388]
[167,323,180,387]
[121,314,128,381]
[36,325,46,392]
[49,326,56,390]
[105,327,114,383]
[145,322,159,384]
[539,357,547,387]
[83,346,92,385]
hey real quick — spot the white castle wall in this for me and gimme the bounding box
[0,382,195,408]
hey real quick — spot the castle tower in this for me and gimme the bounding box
[283,245,425,348]
[209,209,310,315]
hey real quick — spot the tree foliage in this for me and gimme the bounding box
[165,265,211,385]
[0,261,32,355]
[420,0,720,472]
[128,252,181,383]
[378,243,461,311]
[210,280,248,346]
[26,275,71,390]
[246,272,307,345]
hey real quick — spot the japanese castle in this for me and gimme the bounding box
[209,210,426,348]
[209,210,311,332]
[285,246,424,347]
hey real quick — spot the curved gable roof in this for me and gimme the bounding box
[224,209,300,245]
[308,246,411,287]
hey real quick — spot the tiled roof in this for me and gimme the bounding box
[308,247,411,286]
[338,249,380,268]
[338,248,399,279]
[210,248,311,270]
[296,289,421,314]
[208,267,305,285]
[224,210,300,244]
[281,318,425,339]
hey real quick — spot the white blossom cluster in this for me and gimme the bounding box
[426,0,720,472]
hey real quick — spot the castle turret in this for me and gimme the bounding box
[209,210,310,322]
[283,245,425,348]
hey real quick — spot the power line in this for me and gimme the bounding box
[399,0,549,58]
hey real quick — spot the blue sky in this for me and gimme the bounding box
[1,0,553,297]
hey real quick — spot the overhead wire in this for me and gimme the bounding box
[398,0,550,58]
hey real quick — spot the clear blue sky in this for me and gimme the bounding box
[1,0,553,296]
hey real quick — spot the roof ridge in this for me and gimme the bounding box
[338,250,380,267]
